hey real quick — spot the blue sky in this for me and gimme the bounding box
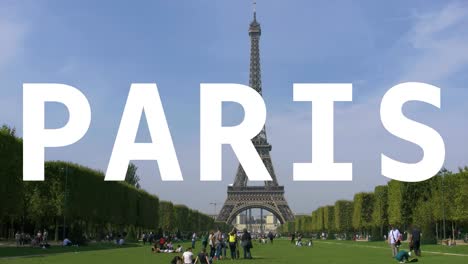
[1,0,468,214]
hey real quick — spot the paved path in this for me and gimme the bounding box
[320,241,468,257]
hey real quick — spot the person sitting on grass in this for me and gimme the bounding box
[170,256,183,264]
[395,250,418,263]
[63,238,72,246]
[167,241,174,250]
[153,247,175,253]
[194,248,211,264]
[175,245,184,253]
[151,241,159,253]
[182,248,194,264]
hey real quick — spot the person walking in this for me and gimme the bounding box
[214,228,222,260]
[228,228,237,259]
[388,225,401,257]
[201,233,208,250]
[208,231,215,258]
[15,231,21,247]
[192,232,197,249]
[411,226,422,257]
[221,232,227,258]
[241,228,252,259]
[291,233,296,244]
[268,231,274,244]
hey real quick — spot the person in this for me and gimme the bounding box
[410,226,421,257]
[167,241,174,250]
[201,233,208,250]
[171,256,183,264]
[175,245,184,253]
[192,232,197,249]
[142,232,147,245]
[268,231,274,244]
[213,229,222,260]
[15,231,21,247]
[291,233,296,244]
[236,233,240,259]
[63,238,72,246]
[194,248,211,264]
[151,241,159,253]
[228,228,237,259]
[394,250,415,263]
[159,236,166,249]
[388,225,401,257]
[208,231,215,258]
[241,228,252,259]
[37,230,42,244]
[296,233,303,246]
[221,232,227,258]
[43,229,48,243]
[182,248,194,264]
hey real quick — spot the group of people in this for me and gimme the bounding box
[14,229,49,248]
[200,228,254,260]
[257,231,275,244]
[156,228,255,263]
[289,232,312,247]
[388,225,422,263]
[152,235,184,254]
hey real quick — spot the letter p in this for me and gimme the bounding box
[23,84,91,181]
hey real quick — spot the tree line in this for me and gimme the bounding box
[279,169,468,244]
[0,126,228,242]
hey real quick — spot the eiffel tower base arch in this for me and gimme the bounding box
[216,186,295,225]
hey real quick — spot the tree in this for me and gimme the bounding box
[372,185,388,239]
[387,180,404,227]
[0,124,16,136]
[0,124,222,240]
[125,163,141,189]
[334,200,353,237]
[323,205,335,236]
[159,201,174,233]
[352,192,374,236]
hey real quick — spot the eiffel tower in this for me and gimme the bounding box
[216,4,295,225]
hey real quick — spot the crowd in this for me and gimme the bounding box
[14,229,50,248]
[152,228,259,263]
[388,225,422,263]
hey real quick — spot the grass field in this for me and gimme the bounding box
[0,240,467,264]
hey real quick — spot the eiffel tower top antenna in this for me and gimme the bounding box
[253,1,256,19]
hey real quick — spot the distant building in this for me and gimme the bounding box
[233,212,280,233]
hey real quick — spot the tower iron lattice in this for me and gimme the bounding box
[216,7,295,225]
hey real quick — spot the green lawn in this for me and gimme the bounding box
[0,240,467,264]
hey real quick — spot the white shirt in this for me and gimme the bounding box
[388,229,401,244]
[63,238,71,246]
[208,234,214,246]
[183,251,193,264]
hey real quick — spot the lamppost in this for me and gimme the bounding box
[62,166,69,240]
[442,173,446,240]
[210,202,217,218]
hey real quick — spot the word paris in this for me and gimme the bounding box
[23,82,445,183]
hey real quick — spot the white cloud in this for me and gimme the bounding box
[0,16,26,69]
[401,1,468,82]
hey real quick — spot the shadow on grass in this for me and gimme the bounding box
[0,243,140,258]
